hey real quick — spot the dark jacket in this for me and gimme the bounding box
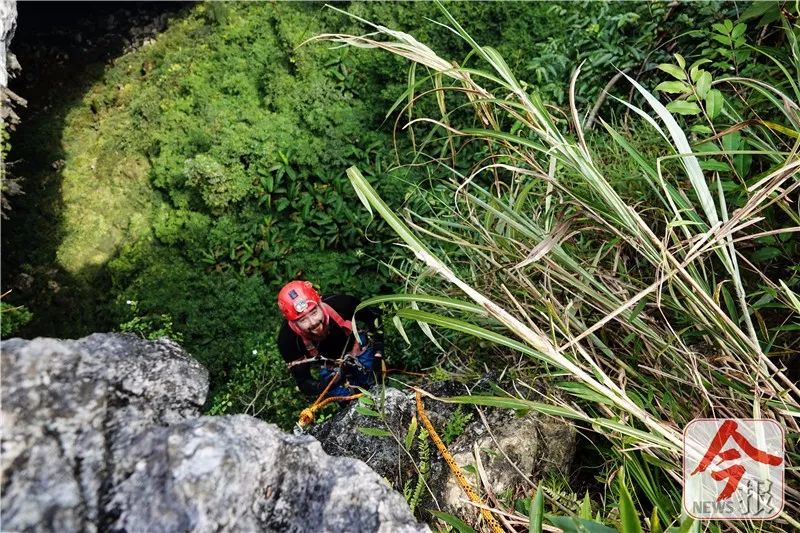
[277,294,383,396]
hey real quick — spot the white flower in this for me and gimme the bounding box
[252,349,258,355]
[126,300,133,305]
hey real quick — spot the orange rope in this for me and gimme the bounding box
[297,368,363,427]
[416,390,504,533]
[295,353,399,427]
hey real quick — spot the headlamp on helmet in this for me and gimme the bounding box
[278,281,321,321]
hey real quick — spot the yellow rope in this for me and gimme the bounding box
[415,390,504,533]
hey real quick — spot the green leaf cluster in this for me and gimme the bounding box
[0,302,33,338]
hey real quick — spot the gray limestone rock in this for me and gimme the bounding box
[1,0,17,87]
[312,385,576,525]
[1,334,208,531]
[1,334,428,532]
[108,415,425,533]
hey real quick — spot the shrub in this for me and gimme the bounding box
[0,301,33,338]
[183,154,250,212]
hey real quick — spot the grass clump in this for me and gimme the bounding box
[320,2,800,529]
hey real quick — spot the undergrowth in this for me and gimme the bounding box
[3,1,756,434]
[325,1,799,530]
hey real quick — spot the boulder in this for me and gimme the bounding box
[1,334,428,532]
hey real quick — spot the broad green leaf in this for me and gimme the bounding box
[665,100,701,115]
[705,89,724,119]
[731,22,747,40]
[698,160,730,172]
[721,131,743,151]
[355,406,381,417]
[752,246,782,263]
[657,63,686,80]
[654,81,689,94]
[690,124,712,134]
[733,153,752,177]
[546,515,617,533]
[740,1,780,26]
[688,58,711,71]
[695,71,712,98]
[404,415,418,451]
[357,427,392,437]
[529,486,544,533]
[695,141,721,153]
[711,34,732,46]
[579,492,593,519]
[674,53,685,69]
[429,510,476,533]
[618,469,644,533]
[712,22,728,35]
[740,1,775,19]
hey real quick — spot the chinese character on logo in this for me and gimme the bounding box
[684,419,784,519]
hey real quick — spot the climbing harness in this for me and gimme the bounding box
[415,390,504,533]
[295,342,393,430]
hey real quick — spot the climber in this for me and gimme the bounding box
[277,280,384,400]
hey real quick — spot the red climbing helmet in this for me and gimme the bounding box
[278,280,322,321]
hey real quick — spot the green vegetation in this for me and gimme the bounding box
[0,301,33,337]
[442,405,473,446]
[404,427,431,515]
[332,1,798,530]
[4,1,798,528]
[5,1,729,422]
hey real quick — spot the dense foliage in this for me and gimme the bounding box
[334,1,799,529]
[3,1,761,430]
[4,0,798,529]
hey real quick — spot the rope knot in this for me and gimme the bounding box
[298,408,315,427]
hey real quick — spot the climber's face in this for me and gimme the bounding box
[294,305,326,338]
